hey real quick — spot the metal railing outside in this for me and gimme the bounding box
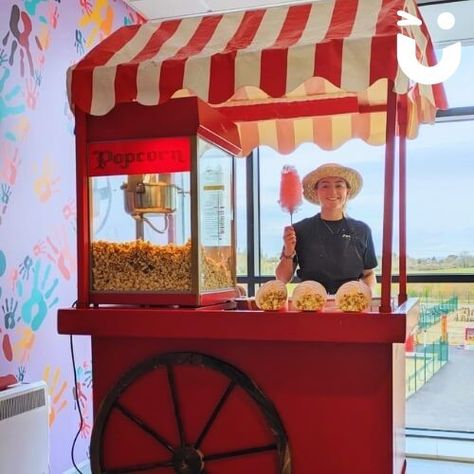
[406,337,449,397]
[418,296,458,330]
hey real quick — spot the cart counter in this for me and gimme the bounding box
[58,299,419,474]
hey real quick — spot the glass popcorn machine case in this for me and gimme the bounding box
[76,97,241,306]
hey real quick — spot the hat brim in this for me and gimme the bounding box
[302,163,362,205]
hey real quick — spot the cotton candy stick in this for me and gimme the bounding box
[278,165,302,224]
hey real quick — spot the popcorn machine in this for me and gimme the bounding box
[76,97,241,307]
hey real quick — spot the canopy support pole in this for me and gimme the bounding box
[75,109,90,308]
[398,96,408,306]
[380,83,397,313]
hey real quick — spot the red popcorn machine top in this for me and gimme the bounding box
[75,97,241,307]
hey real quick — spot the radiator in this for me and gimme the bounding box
[0,381,50,474]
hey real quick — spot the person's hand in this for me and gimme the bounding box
[283,225,296,256]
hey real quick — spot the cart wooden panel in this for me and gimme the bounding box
[58,299,418,474]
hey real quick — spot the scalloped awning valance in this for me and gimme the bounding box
[68,0,447,155]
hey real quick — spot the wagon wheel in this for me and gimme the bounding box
[90,352,291,474]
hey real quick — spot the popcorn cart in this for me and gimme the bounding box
[59,1,446,473]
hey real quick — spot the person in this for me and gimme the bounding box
[275,163,377,294]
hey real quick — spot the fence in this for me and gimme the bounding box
[406,337,449,397]
[405,297,458,397]
[418,296,458,330]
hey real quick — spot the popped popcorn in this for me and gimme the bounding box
[91,240,233,292]
[257,289,287,311]
[294,292,325,311]
[337,291,369,312]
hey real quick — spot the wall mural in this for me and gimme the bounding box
[0,1,143,472]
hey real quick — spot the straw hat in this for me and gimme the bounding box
[302,163,363,205]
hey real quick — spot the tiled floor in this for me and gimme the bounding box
[407,458,474,473]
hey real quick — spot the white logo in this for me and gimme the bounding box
[396,10,461,85]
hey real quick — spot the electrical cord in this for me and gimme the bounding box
[69,300,84,474]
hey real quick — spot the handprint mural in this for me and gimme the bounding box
[0,1,140,472]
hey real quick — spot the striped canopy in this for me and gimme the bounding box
[68,0,447,155]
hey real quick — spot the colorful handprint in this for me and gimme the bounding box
[36,22,51,53]
[24,0,48,17]
[48,2,59,29]
[73,362,93,438]
[14,326,35,365]
[79,0,93,17]
[73,380,87,410]
[6,267,19,293]
[0,142,21,185]
[1,330,13,362]
[0,184,12,219]
[1,297,19,361]
[43,365,68,426]
[6,115,30,142]
[25,76,39,110]
[0,183,12,224]
[17,365,26,382]
[3,297,19,329]
[33,228,75,280]
[2,5,36,77]
[0,49,7,67]
[0,250,6,277]
[74,29,85,55]
[21,260,59,331]
[33,156,60,202]
[62,198,76,221]
[19,255,33,280]
[0,67,25,121]
[79,0,114,48]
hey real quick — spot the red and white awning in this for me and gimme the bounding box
[68,0,447,155]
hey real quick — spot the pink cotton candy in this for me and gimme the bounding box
[278,165,302,218]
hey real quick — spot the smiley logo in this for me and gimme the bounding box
[396,10,461,84]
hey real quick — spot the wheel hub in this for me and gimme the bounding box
[172,446,204,474]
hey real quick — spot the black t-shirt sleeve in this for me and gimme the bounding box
[363,225,378,270]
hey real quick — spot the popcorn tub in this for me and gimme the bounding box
[291,281,327,312]
[255,280,288,311]
[335,281,372,312]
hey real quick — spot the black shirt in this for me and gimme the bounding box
[293,213,377,294]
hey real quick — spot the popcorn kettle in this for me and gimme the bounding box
[121,173,180,239]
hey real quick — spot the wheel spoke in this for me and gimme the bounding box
[204,443,277,462]
[115,401,175,453]
[105,458,173,473]
[194,380,236,449]
[167,364,186,446]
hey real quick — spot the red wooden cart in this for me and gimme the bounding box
[59,1,446,473]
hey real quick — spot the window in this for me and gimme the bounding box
[406,120,474,264]
[441,44,474,108]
